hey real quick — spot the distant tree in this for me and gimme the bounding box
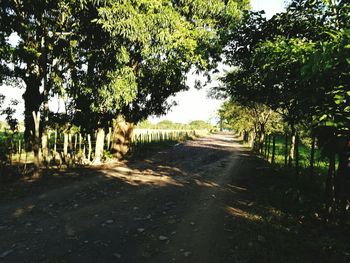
[137,120,154,129]
[157,120,174,129]
[218,100,280,150]
[189,120,212,130]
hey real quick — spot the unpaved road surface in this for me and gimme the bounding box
[0,134,346,262]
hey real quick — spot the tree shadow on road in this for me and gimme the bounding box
[0,136,349,263]
[220,154,350,263]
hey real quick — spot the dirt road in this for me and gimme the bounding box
[0,134,347,262]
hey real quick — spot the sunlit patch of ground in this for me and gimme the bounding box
[101,166,185,187]
[225,205,263,222]
[226,184,247,192]
[194,179,220,188]
[13,204,35,218]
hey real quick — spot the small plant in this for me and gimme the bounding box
[103,150,114,160]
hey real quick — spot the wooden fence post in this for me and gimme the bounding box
[54,130,57,154]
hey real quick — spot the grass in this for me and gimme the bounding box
[0,131,29,164]
[257,134,334,221]
[268,134,328,174]
[234,140,349,262]
[237,164,350,262]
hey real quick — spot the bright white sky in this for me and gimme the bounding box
[0,0,285,124]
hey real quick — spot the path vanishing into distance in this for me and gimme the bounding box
[0,134,344,262]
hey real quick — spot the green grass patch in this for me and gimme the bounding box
[269,134,328,174]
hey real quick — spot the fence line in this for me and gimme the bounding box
[0,129,197,169]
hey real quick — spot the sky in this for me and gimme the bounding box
[252,0,286,19]
[0,0,285,124]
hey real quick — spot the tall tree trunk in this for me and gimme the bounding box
[263,135,268,157]
[63,132,69,161]
[41,35,49,164]
[336,143,350,216]
[288,125,296,167]
[267,134,271,161]
[87,134,92,162]
[93,128,105,164]
[284,133,288,167]
[18,139,22,163]
[23,76,42,151]
[54,129,57,153]
[68,133,73,153]
[295,132,300,176]
[74,134,77,152]
[107,127,112,151]
[310,134,316,180]
[82,143,86,162]
[41,131,48,164]
[32,111,41,174]
[79,134,82,155]
[326,153,336,215]
[249,131,255,149]
[272,135,276,165]
[111,117,135,159]
[264,134,269,159]
[253,124,258,151]
[243,131,249,142]
[8,136,13,165]
[259,124,265,154]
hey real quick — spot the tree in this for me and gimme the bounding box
[1,0,249,164]
[69,0,249,161]
[220,1,339,167]
[94,0,249,125]
[218,0,350,215]
[157,120,174,129]
[302,28,350,214]
[218,100,280,151]
[189,120,212,130]
[0,0,86,166]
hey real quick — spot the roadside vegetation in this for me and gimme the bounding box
[0,119,210,179]
[215,0,350,220]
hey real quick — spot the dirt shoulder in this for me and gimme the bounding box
[0,134,349,262]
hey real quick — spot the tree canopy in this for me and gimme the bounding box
[216,0,350,215]
[1,0,249,131]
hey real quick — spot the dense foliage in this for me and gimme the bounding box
[0,0,248,164]
[217,0,350,216]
